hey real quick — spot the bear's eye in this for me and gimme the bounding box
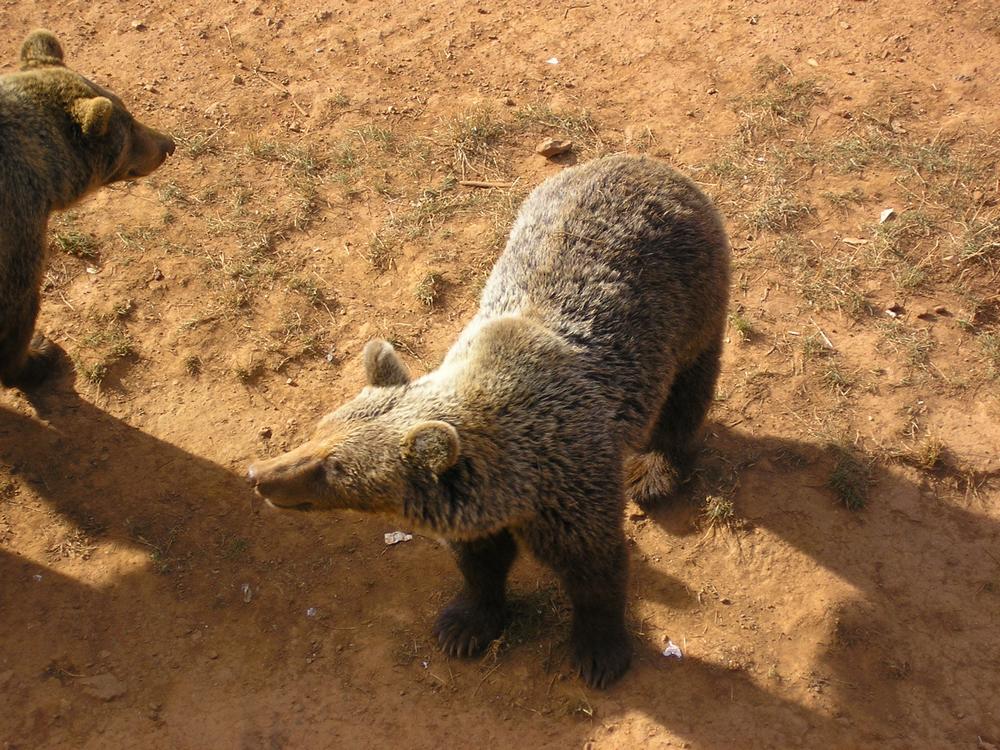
[325,458,345,477]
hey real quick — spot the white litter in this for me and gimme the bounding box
[545,57,560,65]
[384,531,413,545]
[662,640,684,659]
[306,607,317,618]
[879,208,896,224]
[241,583,252,603]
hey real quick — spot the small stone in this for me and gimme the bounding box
[879,208,896,223]
[259,427,272,440]
[807,58,819,67]
[79,673,127,702]
[150,267,164,282]
[933,306,950,316]
[131,20,147,31]
[232,74,244,85]
[886,303,905,318]
[721,597,733,605]
[534,138,573,158]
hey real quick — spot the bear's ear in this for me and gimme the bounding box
[71,97,114,137]
[363,339,410,387]
[401,421,460,477]
[20,30,65,69]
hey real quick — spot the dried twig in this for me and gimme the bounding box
[810,318,835,350]
[459,180,514,189]
[253,66,308,117]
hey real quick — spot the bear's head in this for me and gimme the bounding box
[17,30,175,186]
[246,340,462,513]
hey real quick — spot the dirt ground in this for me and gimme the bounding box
[1,0,999,747]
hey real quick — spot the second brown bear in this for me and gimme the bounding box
[0,30,175,389]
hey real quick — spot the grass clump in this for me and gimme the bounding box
[53,231,99,259]
[729,312,755,343]
[702,495,737,528]
[747,194,814,233]
[827,443,871,511]
[415,272,444,308]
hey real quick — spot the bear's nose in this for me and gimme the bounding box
[163,138,176,157]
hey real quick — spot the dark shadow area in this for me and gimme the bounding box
[638,423,1000,747]
[2,393,997,747]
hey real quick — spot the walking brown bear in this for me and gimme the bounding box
[247,155,731,688]
[0,29,175,389]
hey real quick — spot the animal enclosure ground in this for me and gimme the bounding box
[1,1,998,748]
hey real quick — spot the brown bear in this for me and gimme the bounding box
[247,155,731,688]
[0,29,175,389]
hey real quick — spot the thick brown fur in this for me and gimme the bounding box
[0,30,175,389]
[248,155,731,688]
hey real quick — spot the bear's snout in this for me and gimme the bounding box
[244,447,327,511]
[162,137,176,157]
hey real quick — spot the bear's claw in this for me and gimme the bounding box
[433,597,507,659]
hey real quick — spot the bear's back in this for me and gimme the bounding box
[468,157,729,419]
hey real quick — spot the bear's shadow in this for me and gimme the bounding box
[3,388,997,746]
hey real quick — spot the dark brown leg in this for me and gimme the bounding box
[434,530,518,658]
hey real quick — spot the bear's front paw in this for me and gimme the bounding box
[433,597,507,658]
[3,335,63,389]
[571,626,632,689]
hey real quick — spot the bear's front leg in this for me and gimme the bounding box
[527,520,632,689]
[0,291,61,390]
[434,529,518,658]
[562,540,632,689]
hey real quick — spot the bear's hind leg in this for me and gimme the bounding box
[0,293,60,390]
[434,529,517,658]
[626,339,722,509]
